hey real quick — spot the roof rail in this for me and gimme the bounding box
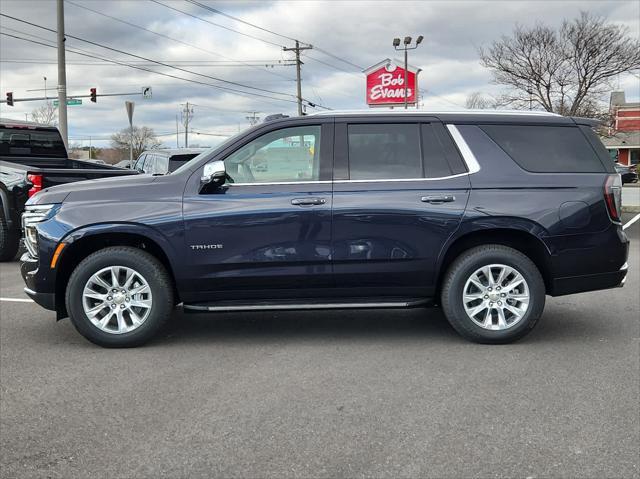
[307,109,562,117]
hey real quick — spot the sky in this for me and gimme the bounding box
[1,0,639,149]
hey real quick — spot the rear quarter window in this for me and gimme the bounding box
[480,124,606,173]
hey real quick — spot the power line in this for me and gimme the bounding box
[0,60,296,69]
[0,13,299,101]
[148,0,284,48]
[0,31,300,106]
[185,0,298,43]
[185,0,364,71]
[66,0,295,81]
[1,14,330,110]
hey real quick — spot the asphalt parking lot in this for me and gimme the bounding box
[1,214,639,478]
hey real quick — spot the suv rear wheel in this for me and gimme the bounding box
[441,244,545,344]
[66,246,174,347]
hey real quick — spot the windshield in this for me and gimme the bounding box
[171,130,248,175]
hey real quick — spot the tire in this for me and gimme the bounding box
[0,208,20,262]
[65,246,174,348]
[441,244,545,344]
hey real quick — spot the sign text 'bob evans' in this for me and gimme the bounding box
[365,61,418,106]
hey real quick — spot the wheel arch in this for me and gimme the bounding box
[436,226,553,295]
[54,224,180,319]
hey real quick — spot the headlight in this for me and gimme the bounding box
[22,204,57,259]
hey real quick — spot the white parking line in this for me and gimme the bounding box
[623,213,640,230]
[0,297,34,303]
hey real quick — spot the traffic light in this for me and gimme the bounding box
[6,92,13,106]
[90,88,97,103]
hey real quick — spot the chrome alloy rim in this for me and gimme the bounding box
[462,264,530,331]
[82,266,153,334]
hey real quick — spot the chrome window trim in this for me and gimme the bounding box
[228,180,331,186]
[226,173,472,187]
[446,124,481,174]
[334,174,469,183]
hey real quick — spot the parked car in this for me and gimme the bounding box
[0,118,138,261]
[132,148,206,175]
[20,110,628,347]
[613,162,638,184]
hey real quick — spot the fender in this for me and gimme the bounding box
[57,222,181,277]
[435,214,553,276]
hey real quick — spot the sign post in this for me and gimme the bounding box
[125,101,135,163]
[363,58,421,108]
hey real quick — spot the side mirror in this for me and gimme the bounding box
[200,160,226,189]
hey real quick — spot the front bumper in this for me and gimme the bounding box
[20,252,56,311]
[24,287,56,311]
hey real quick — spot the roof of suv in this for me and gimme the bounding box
[307,109,562,118]
[266,109,590,126]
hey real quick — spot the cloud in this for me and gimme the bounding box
[1,0,638,148]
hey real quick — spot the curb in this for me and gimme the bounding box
[622,205,640,213]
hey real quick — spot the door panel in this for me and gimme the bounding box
[181,122,333,302]
[331,120,470,297]
[332,177,469,296]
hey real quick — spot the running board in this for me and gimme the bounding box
[183,298,431,313]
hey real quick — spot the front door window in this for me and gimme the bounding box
[224,126,321,184]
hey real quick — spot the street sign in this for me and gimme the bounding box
[53,99,82,106]
[364,58,420,107]
[142,86,152,99]
[125,101,135,125]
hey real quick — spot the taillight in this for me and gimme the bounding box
[27,173,43,198]
[604,174,622,223]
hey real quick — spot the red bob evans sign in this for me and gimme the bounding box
[364,58,421,107]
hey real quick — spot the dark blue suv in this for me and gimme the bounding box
[20,111,629,347]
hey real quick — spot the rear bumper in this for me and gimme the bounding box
[550,262,628,296]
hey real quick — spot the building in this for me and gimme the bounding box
[601,91,639,166]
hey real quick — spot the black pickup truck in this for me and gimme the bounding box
[0,118,138,261]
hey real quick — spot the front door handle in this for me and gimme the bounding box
[421,195,455,204]
[291,197,326,206]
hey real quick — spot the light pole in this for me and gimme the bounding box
[393,35,423,109]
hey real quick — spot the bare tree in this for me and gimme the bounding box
[465,92,497,109]
[110,126,162,160]
[479,12,640,116]
[30,101,57,125]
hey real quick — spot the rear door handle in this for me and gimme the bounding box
[421,195,455,204]
[291,197,326,206]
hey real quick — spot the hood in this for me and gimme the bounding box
[27,174,158,206]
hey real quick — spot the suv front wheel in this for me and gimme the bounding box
[66,246,174,347]
[441,244,545,344]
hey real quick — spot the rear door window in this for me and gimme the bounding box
[154,155,169,174]
[347,123,422,180]
[480,124,606,173]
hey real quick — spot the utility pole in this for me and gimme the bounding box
[175,115,180,148]
[283,41,313,116]
[56,0,68,148]
[245,111,261,126]
[181,102,194,148]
